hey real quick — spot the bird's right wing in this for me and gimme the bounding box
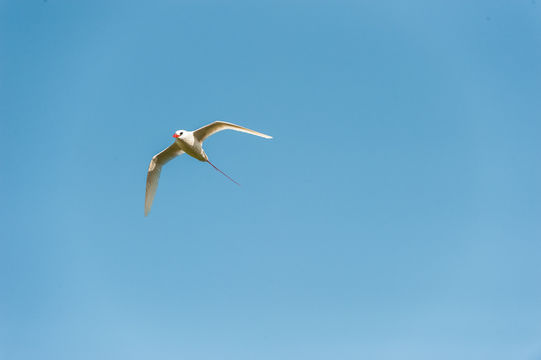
[193,121,272,143]
[145,143,183,216]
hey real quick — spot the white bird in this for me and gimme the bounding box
[145,121,272,216]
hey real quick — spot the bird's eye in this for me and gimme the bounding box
[179,132,183,136]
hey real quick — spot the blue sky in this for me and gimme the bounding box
[1,0,541,359]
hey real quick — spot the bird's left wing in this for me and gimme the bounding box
[145,143,183,216]
[193,121,272,143]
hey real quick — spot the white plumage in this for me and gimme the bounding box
[145,121,272,216]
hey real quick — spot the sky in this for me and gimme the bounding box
[1,0,541,359]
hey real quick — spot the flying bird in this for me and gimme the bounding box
[145,121,272,216]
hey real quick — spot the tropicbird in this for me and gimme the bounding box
[145,121,272,216]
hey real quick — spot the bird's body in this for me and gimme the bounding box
[176,132,208,161]
[145,121,272,216]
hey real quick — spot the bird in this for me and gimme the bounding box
[145,121,272,216]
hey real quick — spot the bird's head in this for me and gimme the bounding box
[172,130,186,139]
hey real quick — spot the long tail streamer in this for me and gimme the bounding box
[207,160,240,186]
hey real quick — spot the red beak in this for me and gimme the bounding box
[172,134,179,138]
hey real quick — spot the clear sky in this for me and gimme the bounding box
[1,0,541,359]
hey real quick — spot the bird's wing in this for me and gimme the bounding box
[145,143,184,216]
[193,121,272,143]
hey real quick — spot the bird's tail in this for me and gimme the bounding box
[207,160,240,186]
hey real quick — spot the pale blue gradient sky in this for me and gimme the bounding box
[1,1,541,359]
